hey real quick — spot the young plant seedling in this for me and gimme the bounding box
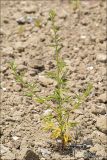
[9,62,37,98]
[10,10,93,151]
[35,10,93,150]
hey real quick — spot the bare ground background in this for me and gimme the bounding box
[1,0,107,160]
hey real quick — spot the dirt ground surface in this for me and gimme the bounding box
[1,0,107,160]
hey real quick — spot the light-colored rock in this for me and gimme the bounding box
[2,87,7,91]
[17,64,27,71]
[58,10,68,19]
[2,47,13,54]
[17,16,33,24]
[96,115,107,134]
[90,144,106,156]
[16,17,26,24]
[1,145,9,154]
[15,42,25,52]
[38,75,54,87]
[12,136,19,141]
[29,59,45,70]
[73,109,83,115]
[43,109,53,116]
[2,151,15,160]
[91,130,107,144]
[97,93,107,103]
[0,28,5,35]
[18,147,28,160]
[24,6,36,14]
[96,53,107,63]
[87,66,94,71]
[33,114,40,122]
[37,148,51,157]
[75,151,84,158]
[91,104,106,115]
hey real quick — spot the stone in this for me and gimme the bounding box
[18,147,28,160]
[23,150,40,160]
[38,75,54,87]
[91,104,106,115]
[73,109,83,115]
[96,115,107,134]
[58,10,68,19]
[89,144,106,157]
[26,16,33,24]
[43,109,53,116]
[33,114,40,122]
[0,28,5,35]
[83,138,93,146]
[91,130,107,144]
[2,87,7,91]
[28,70,38,76]
[1,151,15,160]
[16,17,26,25]
[17,64,27,72]
[96,53,107,63]
[29,60,45,71]
[2,47,13,55]
[87,66,94,71]
[83,150,96,159]
[1,144,9,154]
[12,136,19,141]
[97,93,107,103]
[75,151,84,158]
[17,16,33,25]
[24,6,36,14]
[15,42,25,52]
[41,149,51,157]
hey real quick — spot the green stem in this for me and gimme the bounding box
[52,17,65,147]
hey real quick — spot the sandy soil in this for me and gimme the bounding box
[1,0,107,160]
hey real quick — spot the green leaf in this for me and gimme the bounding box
[49,10,56,20]
[73,83,93,109]
[45,71,57,80]
[68,122,78,128]
[36,97,46,104]
[83,83,93,98]
[24,92,33,97]
[58,59,66,71]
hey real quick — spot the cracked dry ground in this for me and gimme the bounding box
[1,0,107,160]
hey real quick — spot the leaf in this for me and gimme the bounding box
[43,121,55,131]
[51,127,61,139]
[36,97,45,104]
[64,133,70,144]
[45,71,57,80]
[58,59,66,70]
[73,83,93,109]
[68,122,78,128]
[9,61,17,71]
[83,83,93,98]
[57,44,63,52]
[24,92,33,97]
[49,10,56,20]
